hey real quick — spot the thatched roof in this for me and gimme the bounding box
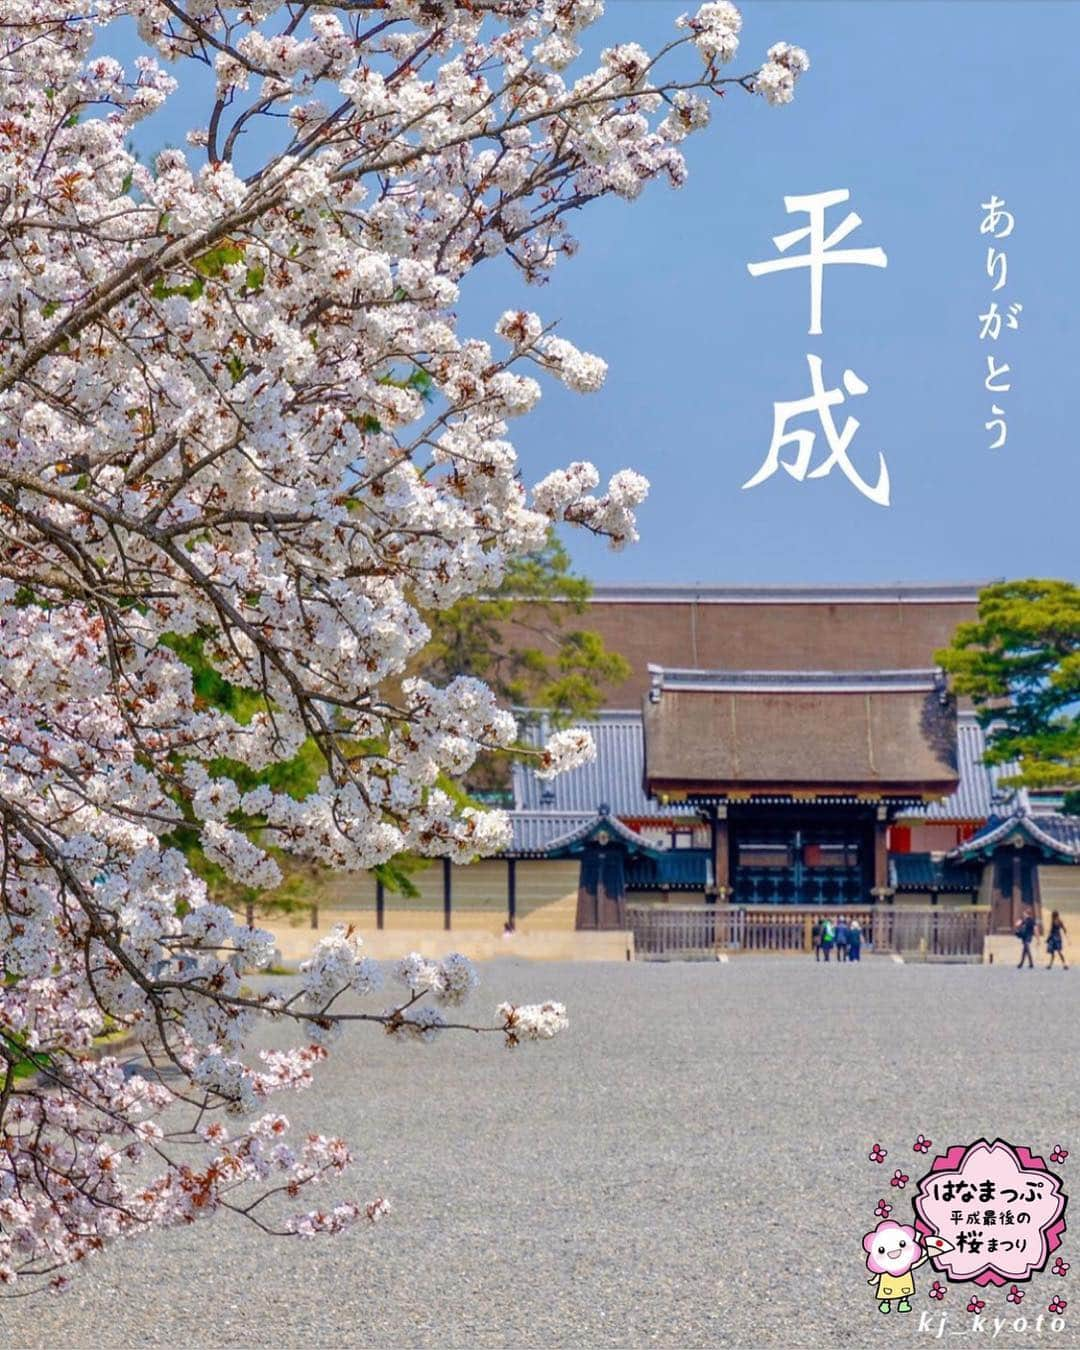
[642,667,959,799]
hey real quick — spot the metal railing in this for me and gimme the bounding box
[627,904,989,960]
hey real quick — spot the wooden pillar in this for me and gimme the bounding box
[575,851,596,930]
[1011,851,1023,930]
[990,854,1013,932]
[1031,859,1043,933]
[712,804,730,902]
[873,808,889,897]
[375,875,385,930]
[442,856,452,931]
[507,858,517,930]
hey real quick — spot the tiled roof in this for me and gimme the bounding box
[949,809,1080,861]
[507,811,594,856]
[542,811,657,856]
[906,713,1023,822]
[513,711,686,818]
[889,853,983,892]
[514,708,1013,825]
[506,809,656,857]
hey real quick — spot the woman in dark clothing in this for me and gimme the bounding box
[1047,910,1068,969]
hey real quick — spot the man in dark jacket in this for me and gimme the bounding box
[1016,908,1037,969]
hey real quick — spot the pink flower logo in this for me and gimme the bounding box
[890,1168,909,1189]
[1006,1285,1024,1305]
[913,1133,932,1154]
[1053,1257,1070,1277]
[1048,1295,1068,1315]
[928,1280,945,1301]
[966,1297,985,1313]
[869,1143,887,1164]
[874,1198,892,1219]
[1050,1145,1070,1164]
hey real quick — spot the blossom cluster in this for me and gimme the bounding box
[0,0,804,1292]
[497,1001,571,1046]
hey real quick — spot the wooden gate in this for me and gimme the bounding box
[627,904,989,960]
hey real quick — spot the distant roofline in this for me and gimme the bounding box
[647,665,947,696]
[545,581,995,605]
[521,705,990,725]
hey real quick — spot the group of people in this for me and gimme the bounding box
[811,915,862,962]
[1015,907,1068,969]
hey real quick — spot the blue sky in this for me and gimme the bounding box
[112,1,1080,585]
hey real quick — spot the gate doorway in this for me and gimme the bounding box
[731,812,873,906]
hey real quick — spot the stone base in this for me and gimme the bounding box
[266,915,634,964]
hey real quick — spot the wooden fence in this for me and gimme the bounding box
[627,904,989,961]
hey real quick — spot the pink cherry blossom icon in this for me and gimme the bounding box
[913,1133,932,1154]
[889,1168,909,1189]
[1048,1295,1068,1315]
[869,1143,887,1164]
[1006,1285,1024,1305]
[1050,1145,1070,1164]
[928,1280,945,1301]
[874,1198,892,1219]
[1053,1257,1070,1277]
[966,1297,985,1313]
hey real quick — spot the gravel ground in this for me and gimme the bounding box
[6,957,1079,1350]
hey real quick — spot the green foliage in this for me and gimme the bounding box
[160,633,327,915]
[936,578,1080,808]
[418,531,629,790]
[160,535,626,909]
[150,242,246,303]
[420,531,626,722]
[160,633,432,915]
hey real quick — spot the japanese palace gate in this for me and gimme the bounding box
[641,666,960,911]
[498,585,1080,939]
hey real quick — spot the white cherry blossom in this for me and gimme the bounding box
[0,0,804,1293]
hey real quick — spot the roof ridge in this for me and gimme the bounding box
[534,581,996,605]
[646,666,948,696]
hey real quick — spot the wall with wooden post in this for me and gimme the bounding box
[872,806,890,900]
[711,804,730,902]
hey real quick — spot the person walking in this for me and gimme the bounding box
[1016,907,1036,969]
[835,914,850,962]
[1046,910,1068,969]
[820,916,836,962]
[811,918,823,961]
[848,917,863,962]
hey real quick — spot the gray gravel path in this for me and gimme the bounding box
[5,958,1079,1349]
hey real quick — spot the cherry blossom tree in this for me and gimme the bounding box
[0,0,807,1292]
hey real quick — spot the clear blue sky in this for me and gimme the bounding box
[113,1,1080,585]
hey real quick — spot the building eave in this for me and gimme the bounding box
[535,581,995,606]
